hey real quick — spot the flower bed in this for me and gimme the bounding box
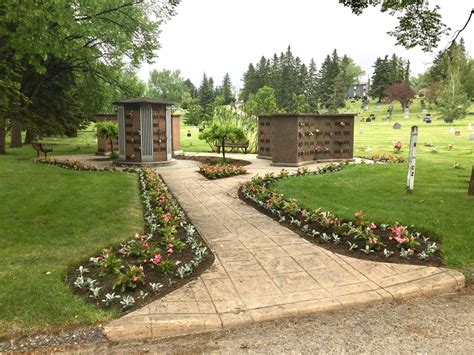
[67,168,213,312]
[239,164,442,266]
[199,163,247,180]
[361,154,405,164]
[33,157,128,172]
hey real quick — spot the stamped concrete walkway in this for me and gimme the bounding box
[104,154,465,342]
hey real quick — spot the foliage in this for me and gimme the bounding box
[370,54,409,102]
[385,82,416,109]
[96,121,119,154]
[339,0,449,51]
[0,0,177,152]
[436,44,471,122]
[199,122,246,159]
[243,86,279,116]
[240,47,363,112]
[70,167,210,311]
[146,69,190,105]
[199,163,247,180]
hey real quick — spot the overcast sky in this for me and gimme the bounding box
[138,0,474,90]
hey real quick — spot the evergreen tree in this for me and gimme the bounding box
[255,56,271,89]
[369,56,391,101]
[221,73,235,105]
[240,64,257,101]
[198,73,215,119]
[305,59,320,112]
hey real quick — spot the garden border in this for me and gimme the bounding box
[239,162,443,267]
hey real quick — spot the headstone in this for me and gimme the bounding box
[455,130,461,136]
[469,134,474,141]
[422,109,428,114]
[425,119,432,124]
[449,127,456,135]
[468,123,473,131]
[370,113,375,118]
[186,130,191,137]
[404,108,409,119]
[359,128,364,135]
[365,118,372,123]
[393,122,401,129]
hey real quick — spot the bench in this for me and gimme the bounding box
[217,141,249,154]
[32,142,53,158]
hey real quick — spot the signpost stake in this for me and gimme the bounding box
[406,126,418,193]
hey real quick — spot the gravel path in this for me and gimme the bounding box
[5,286,471,353]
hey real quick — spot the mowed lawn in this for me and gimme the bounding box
[274,100,474,269]
[0,143,143,338]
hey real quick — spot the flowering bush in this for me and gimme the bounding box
[199,163,247,179]
[240,163,441,265]
[69,167,211,312]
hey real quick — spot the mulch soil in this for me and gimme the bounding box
[238,188,443,267]
[175,155,251,167]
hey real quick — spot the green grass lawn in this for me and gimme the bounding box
[274,99,474,270]
[0,142,143,337]
[179,118,211,153]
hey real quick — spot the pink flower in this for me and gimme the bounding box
[151,253,162,265]
[133,275,138,282]
[407,248,415,255]
[369,223,377,230]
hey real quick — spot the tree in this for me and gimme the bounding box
[425,81,442,106]
[341,55,365,89]
[199,122,246,160]
[437,44,470,122]
[146,69,189,104]
[96,121,119,156]
[385,82,416,109]
[339,1,449,51]
[240,64,258,101]
[243,86,279,116]
[319,50,340,108]
[0,0,178,154]
[198,73,215,118]
[305,59,320,112]
[220,73,235,105]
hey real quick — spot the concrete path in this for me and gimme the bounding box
[104,154,465,342]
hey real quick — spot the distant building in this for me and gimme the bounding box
[347,79,370,99]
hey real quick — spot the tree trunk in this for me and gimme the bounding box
[109,138,114,155]
[0,112,6,155]
[24,127,35,144]
[221,138,226,160]
[9,119,22,148]
[469,166,474,196]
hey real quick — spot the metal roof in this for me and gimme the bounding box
[112,97,175,105]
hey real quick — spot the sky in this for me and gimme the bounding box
[138,0,474,90]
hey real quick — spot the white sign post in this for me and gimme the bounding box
[406,126,418,193]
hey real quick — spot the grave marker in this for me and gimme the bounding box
[455,130,461,136]
[468,123,473,131]
[393,122,401,129]
[469,134,474,141]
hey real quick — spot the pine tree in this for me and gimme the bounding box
[255,56,271,89]
[240,64,257,101]
[221,73,234,105]
[369,56,391,101]
[198,73,215,118]
[305,59,320,112]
